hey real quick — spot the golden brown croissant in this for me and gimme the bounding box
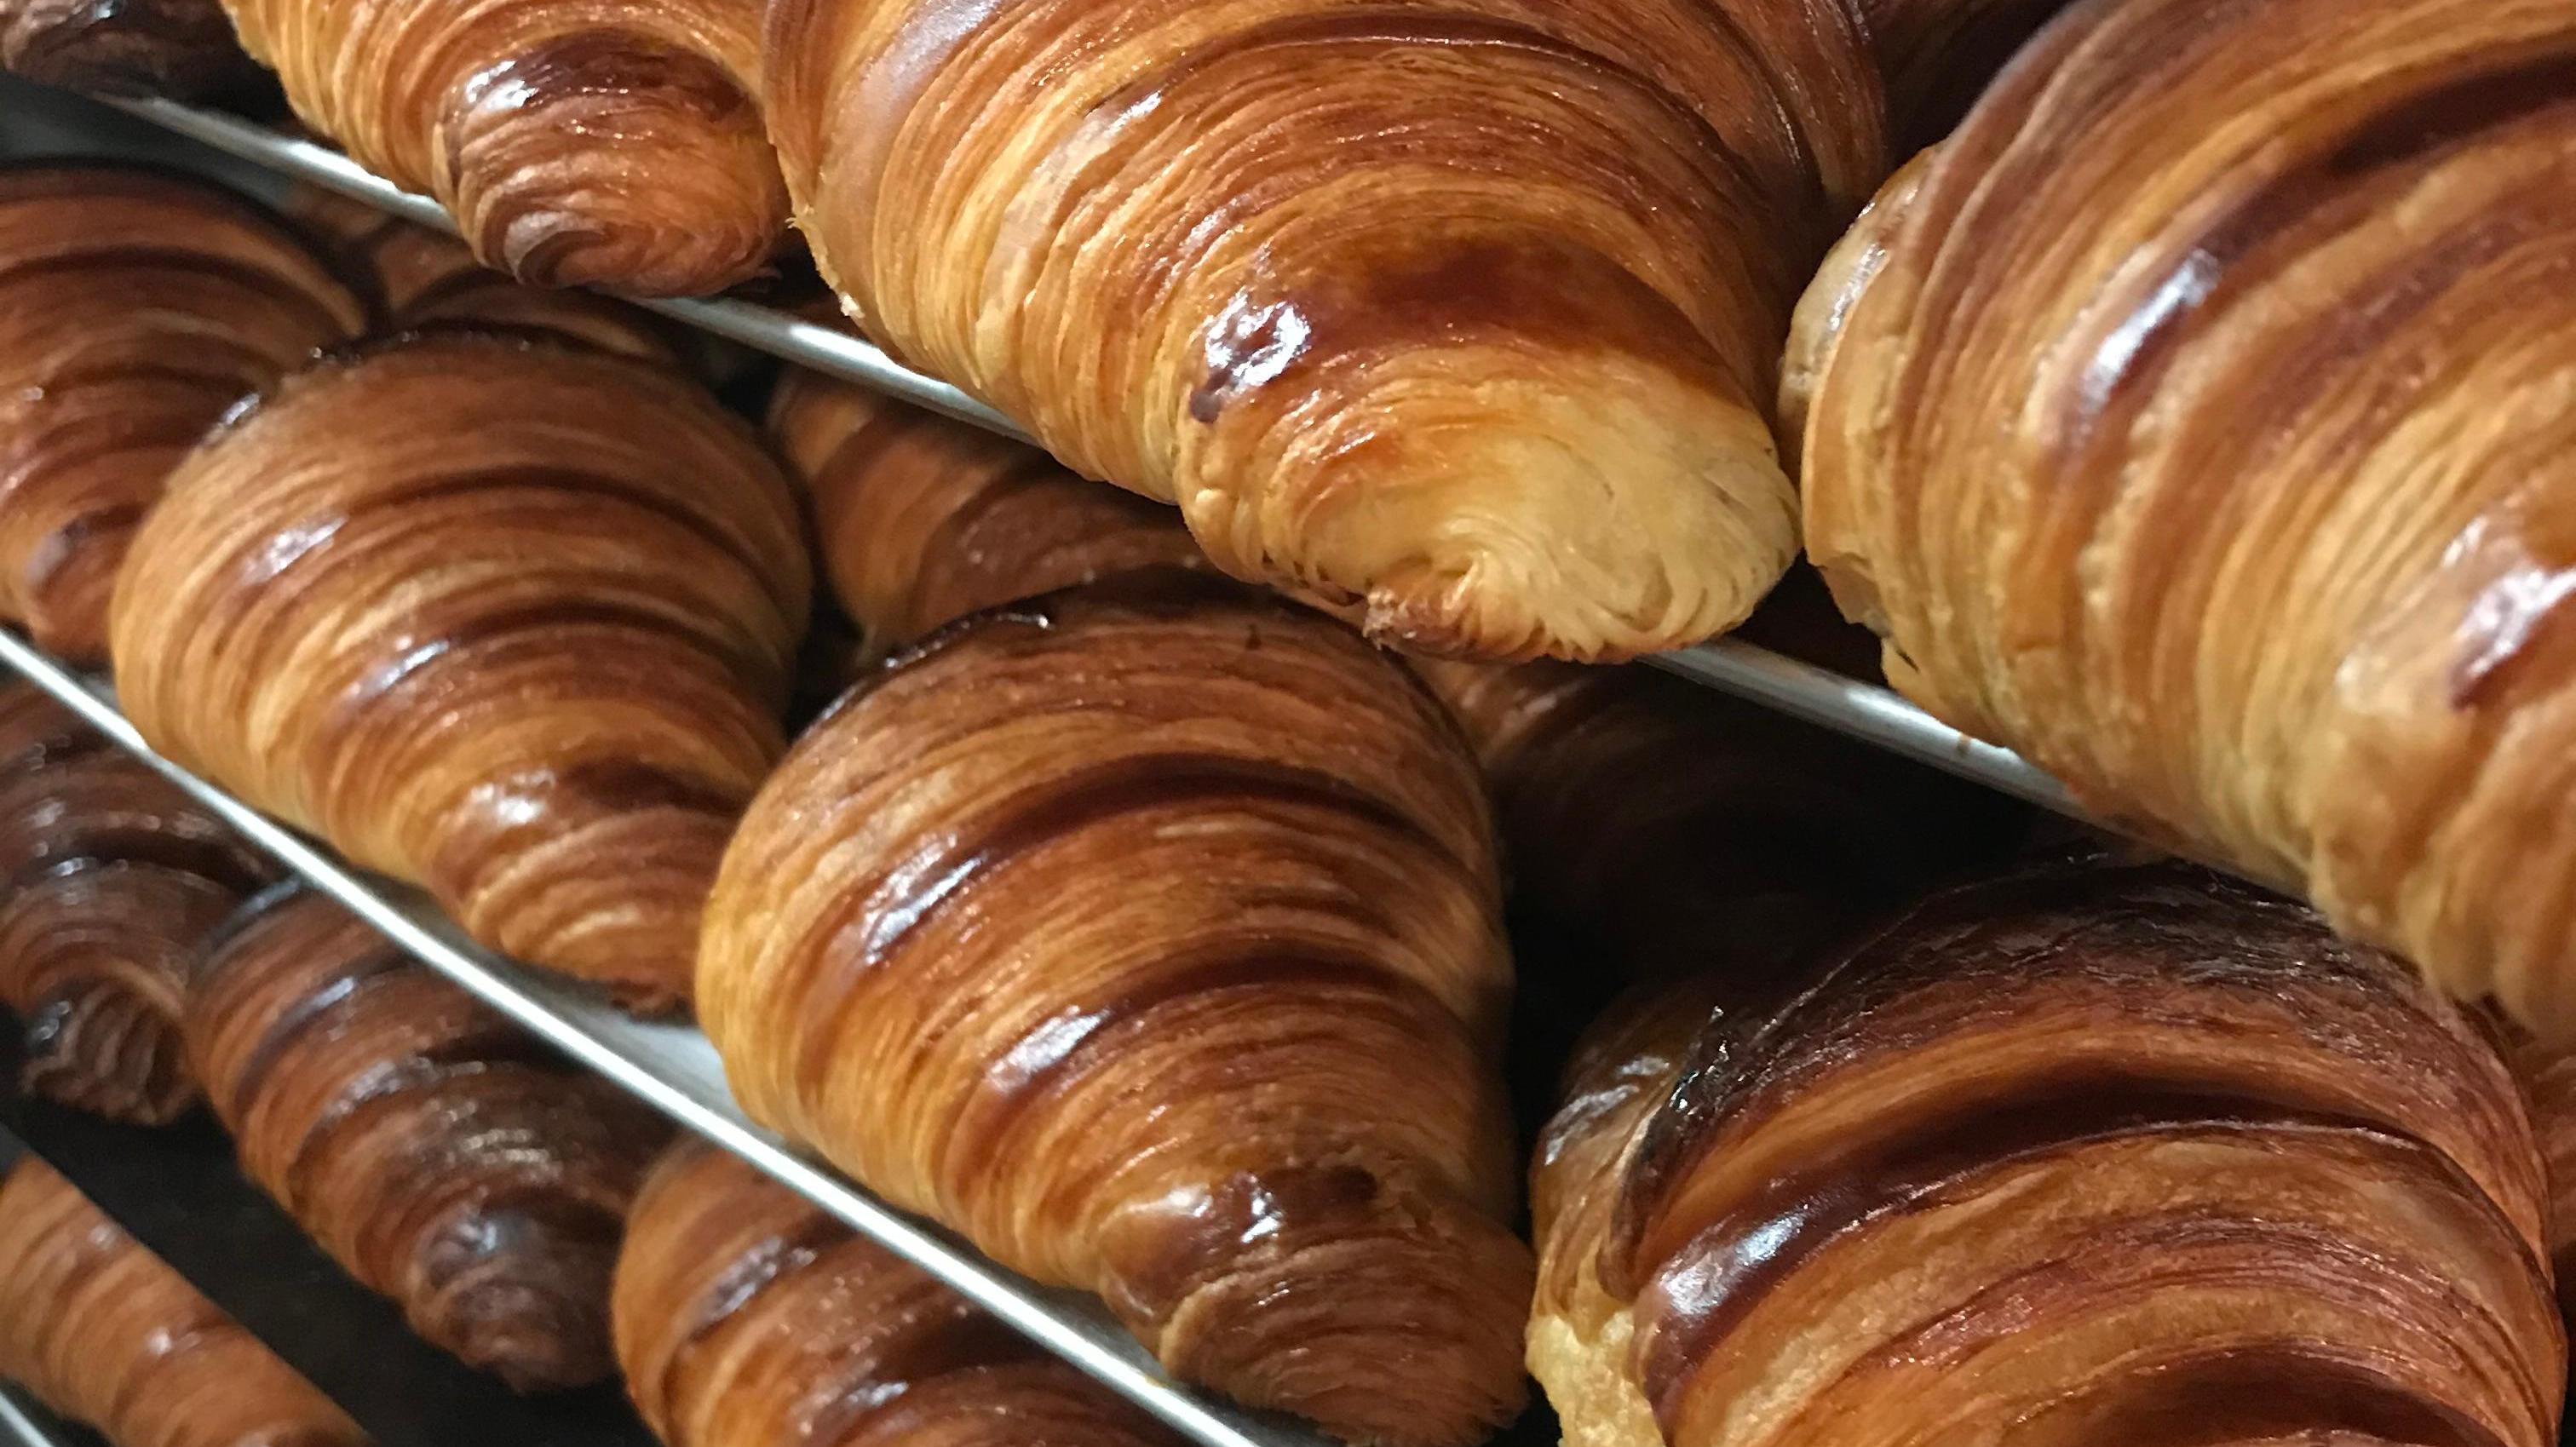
[616,1140,1182,1447]
[764,0,1911,663]
[284,188,676,364]
[218,0,784,296]
[769,368,1207,658]
[1532,853,2567,1447]
[0,0,251,96]
[185,887,671,1389]
[108,332,810,1009]
[1795,0,2576,1033]
[0,1156,370,1447]
[0,682,272,1123]
[0,164,367,663]
[699,573,1532,1447]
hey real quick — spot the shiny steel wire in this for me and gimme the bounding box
[0,1387,76,1447]
[0,631,1315,1447]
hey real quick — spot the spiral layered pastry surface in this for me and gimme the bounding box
[185,888,671,1388]
[0,1156,371,1447]
[0,164,366,663]
[1795,0,2576,1032]
[766,0,1906,662]
[615,1141,1182,1447]
[1533,854,2565,1447]
[0,681,271,1123]
[220,0,785,294]
[700,573,1531,1446]
[110,332,809,1009]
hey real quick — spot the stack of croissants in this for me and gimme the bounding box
[0,0,2569,1445]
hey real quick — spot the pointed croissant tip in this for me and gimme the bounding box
[1137,1186,1536,1447]
[439,30,787,296]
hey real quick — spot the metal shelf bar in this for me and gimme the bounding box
[87,92,2081,823]
[0,1386,82,1447]
[0,630,1314,1447]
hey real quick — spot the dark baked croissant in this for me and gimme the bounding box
[219,0,785,296]
[1416,654,2024,993]
[616,1140,1182,1447]
[1852,0,2077,147]
[699,573,1532,1447]
[1794,0,2576,1032]
[764,0,1910,663]
[285,188,676,364]
[185,887,670,1389]
[770,368,1205,658]
[0,0,252,97]
[1533,853,2565,1447]
[0,164,366,663]
[0,1156,370,1447]
[2505,1031,2576,1316]
[0,682,272,1123]
[109,332,810,1009]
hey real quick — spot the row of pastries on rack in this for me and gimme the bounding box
[0,0,2569,1444]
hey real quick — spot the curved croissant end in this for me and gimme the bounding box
[1795,0,2576,1033]
[1534,855,2564,1447]
[109,332,810,1009]
[617,1141,1182,1447]
[285,190,678,365]
[0,682,273,1124]
[187,889,670,1388]
[763,0,1897,662]
[0,1157,370,1447]
[0,164,367,663]
[0,0,254,97]
[769,368,1205,658]
[221,0,785,295]
[700,573,1532,1446]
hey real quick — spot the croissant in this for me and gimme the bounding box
[1415,653,2025,994]
[0,1156,370,1447]
[1532,853,2566,1447]
[219,0,784,295]
[185,887,671,1389]
[2505,1031,2576,1316]
[0,164,366,663]
[108,332,810,1009]
[0,0,251,97]
[764,0,1914,663]
[1794,0,2576,1033]
[616,1140,1182,1447]
[699,572,1532,1447]
[769,368,1205,657]
[0,683,272,1123]
[284,188,676,364]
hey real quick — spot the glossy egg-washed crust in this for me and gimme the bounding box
[217,0,784,295]
[108,332,810,1011]
[0,683,273,1124]
[282,187,677,365]
[185,888,671,1389]
[1794,0,2576,1032]
[0,1157,369,1447]
[0,164,367,664]
[0,0,252,96]
[616,1141,1182,1447]
[1533,854,2566,1447]
[769,367,1207,659]
[699,572,1532,1447]
[762,0,1914,663]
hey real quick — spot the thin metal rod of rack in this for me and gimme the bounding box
[0,1387,78,1447]
[96,93,2082,823]
[0,632,1318,1447]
